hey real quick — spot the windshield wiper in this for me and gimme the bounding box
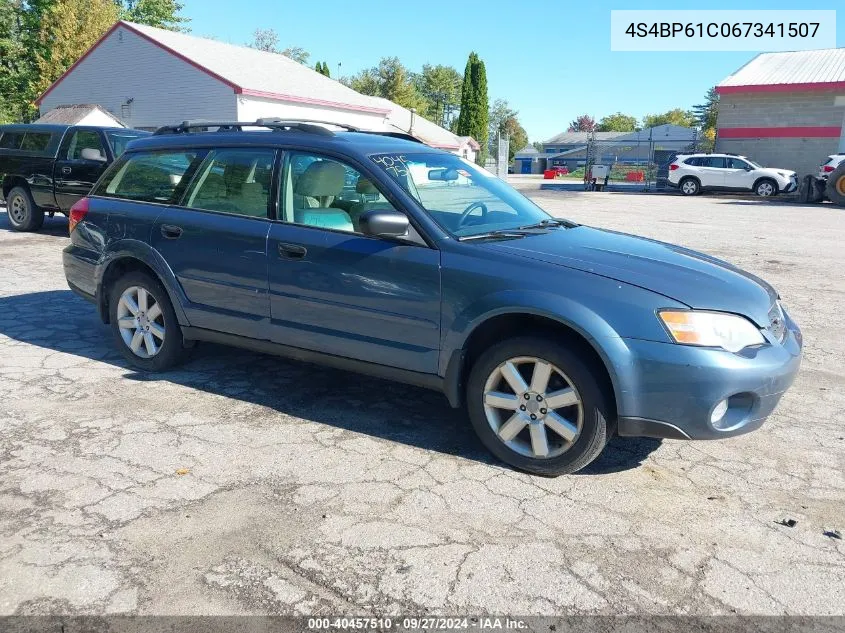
[518,218,577,230]
[457,230,532,242]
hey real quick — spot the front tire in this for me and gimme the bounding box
[5,186,44,232]
[754,179,778,197]
[108,271,186,372]
[466,337,611,476]
[679,177,700,196]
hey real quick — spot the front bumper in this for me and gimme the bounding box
[782,176,798,194]
[613,320,802,440]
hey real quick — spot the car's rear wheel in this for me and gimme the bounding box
[679,177,700,196]
[466,337,610,476]
[754,179,778,197]
[5,186,45,232]
[825,165,845,206]
[108,271,186,372]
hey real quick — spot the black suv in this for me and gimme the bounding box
[0,123,148,231]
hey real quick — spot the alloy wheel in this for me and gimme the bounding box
[483,356,583,459]
[681,180,697,195]
[116,286,166,358]
[757,182,775,197]
[8,194,27,224]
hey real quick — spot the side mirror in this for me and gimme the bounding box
[359,209,409,239]
[745,165,753,171]
[80,148,106,162]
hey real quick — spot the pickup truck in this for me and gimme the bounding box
[0,123,149,231]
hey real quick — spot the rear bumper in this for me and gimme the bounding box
[63,244,99,299]
[665,180,679,189]
[613,317,802,440]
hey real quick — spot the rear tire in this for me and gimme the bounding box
[108,271,186,372]
[466,337,611,476]
[825,165,845,206]
[679,177,700,196]
[5,186,44,232]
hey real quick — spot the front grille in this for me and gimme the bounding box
[768,303,786,343]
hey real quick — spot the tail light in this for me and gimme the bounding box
[669,164,680,171]
[69,197,89,234]
[823,165,835,173]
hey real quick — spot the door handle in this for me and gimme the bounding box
[160,224,183,239]
[278,242,307,259]
[61,166,72,175]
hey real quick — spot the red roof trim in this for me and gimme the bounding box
[716,81,845,95]
[718,126,841,139]
[238,88,390,115]
[37,21,241,105]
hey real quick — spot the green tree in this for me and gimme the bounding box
[345,57,428,112]
[567,114,595,132]
[344,68,380,95]
[114,0,189,31]
[500,116,528,162]
[0,0,30,121]
[413,63,462,126]
[456,52,489,165]
[692,87,719,151]
[532,141,544,152]
[247,28,310,65]
[281,46,309,65]
[596,112,638,132]
[642,108,696,128]
[488,99,528,161]
[34,0,119,101]
[318,61,331,77]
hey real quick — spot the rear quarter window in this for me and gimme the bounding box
[93,150,201,204]
[0,130,54,154]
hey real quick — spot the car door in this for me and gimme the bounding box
[54,128,111,211]
[723,157,754,190]
[697,156,726,188]
[149,147,276,339]
[267,150,441,375]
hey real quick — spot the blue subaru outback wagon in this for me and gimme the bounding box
[63,119,802,475]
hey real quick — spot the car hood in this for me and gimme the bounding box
[479,226,777,325]
[758,167,795,177]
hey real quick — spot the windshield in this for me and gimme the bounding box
[370,152,553,237]
[744,158,762,169]
[106,130,149,157]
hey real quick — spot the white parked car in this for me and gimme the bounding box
[818,154,845,179]
[668,153,797,197]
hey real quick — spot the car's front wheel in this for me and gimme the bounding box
[679,177,700,196]
[466,337,611,476]
[108,271,186,371]
[754,179,778,197]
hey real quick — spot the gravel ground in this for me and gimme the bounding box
[0,188,843,617]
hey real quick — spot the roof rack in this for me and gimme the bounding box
[153,118,360,136]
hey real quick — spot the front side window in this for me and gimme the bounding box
[280,152,394,233]
[185,148,275,218]
[67,130,106,161]
[94,150,199,203]
[371,152,550,237]
[727,158,750,170]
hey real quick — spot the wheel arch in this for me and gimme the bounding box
[753,176,779,194]
[96,241,190,327]
[443,301,622,419]
[2,176,30,200]
[678,175,701,192]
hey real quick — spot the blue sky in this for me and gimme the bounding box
[181,0,842,142]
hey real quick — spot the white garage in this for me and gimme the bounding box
[37,21,392,132]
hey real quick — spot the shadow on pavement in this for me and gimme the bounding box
[0,289,662,475]
[0,209,70,236]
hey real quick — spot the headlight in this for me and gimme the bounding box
[658,310,765,353]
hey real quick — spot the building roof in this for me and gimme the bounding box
[717,48,845,94]
[366,97,477,151]
[37,21,390,115]
[35,103,125,126]
[543,131,625,145]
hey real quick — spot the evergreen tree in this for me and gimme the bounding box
[456,52,489,165]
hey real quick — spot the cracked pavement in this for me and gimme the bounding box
[0,188,843,616]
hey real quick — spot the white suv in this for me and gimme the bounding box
[819,154,845,179]
[668,153,797,197]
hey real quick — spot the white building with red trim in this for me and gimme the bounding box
[715,48,845,177]
[37,21,477,159]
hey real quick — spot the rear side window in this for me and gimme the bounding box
[94,150,200,203]
[0,131,52,153]
[20,132,52,153]
[184,148,275,218]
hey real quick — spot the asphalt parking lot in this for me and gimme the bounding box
[0,188,844,616]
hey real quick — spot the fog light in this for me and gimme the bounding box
[711,399,729,424]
